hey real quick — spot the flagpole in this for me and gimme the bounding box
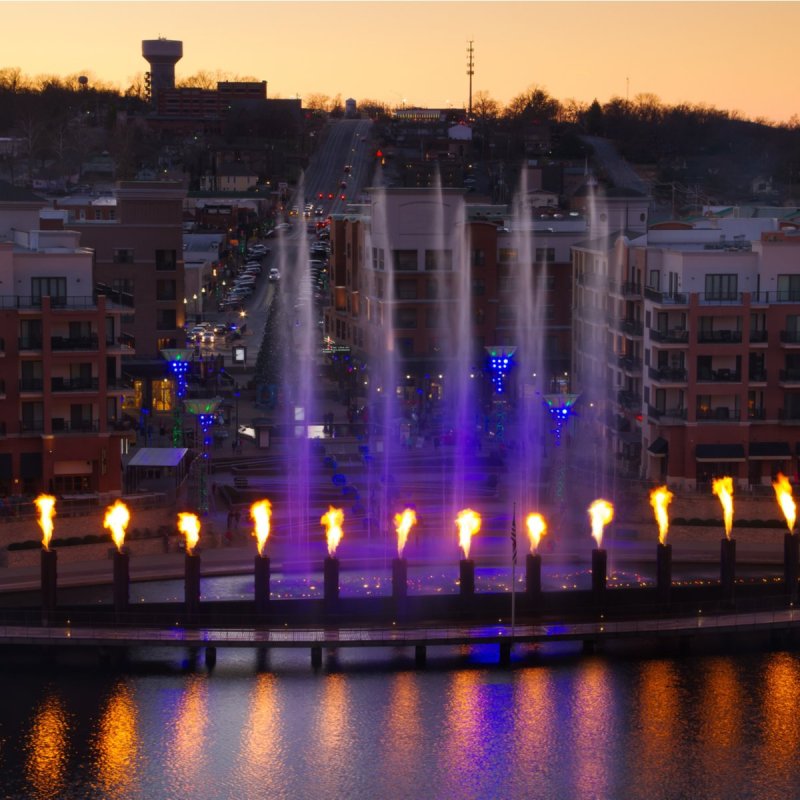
[511,502,517,639]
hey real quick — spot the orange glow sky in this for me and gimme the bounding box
[4,1,798,123]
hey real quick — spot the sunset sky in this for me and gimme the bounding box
[3,1,797,123]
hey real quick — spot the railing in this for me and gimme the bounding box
[609,281,642,297]
[0,295,119,310]
[51,378,99,392]
[779,408,800,422]
[779,369,800,383]
[748,370,767,382]
[696,407,739,421]
[618,318,644,336]
[20,420,45,432]
[50,335,99,351]
[697,370,741,382]
[51,420,100,433]
[647,405,687,421]
[19,378,43,392]
[648,366,687,382]
[698,292,743,305]
[780,330,800,344]
[617,390,642,411]
[650,328,689,344]
[697,330,742,344]
[748,407,767,420]
[749,330,768,343]
[18,337,42,350]
[618,356,642,372]
[644,287,688,305]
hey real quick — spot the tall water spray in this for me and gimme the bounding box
[275,175,317,558]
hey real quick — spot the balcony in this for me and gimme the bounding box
[20,419,45,433]
[18,337,43,350]
[648,366,688,383]
[650,328,689,345]
[696,406,739,422]
[51,419,100,433]
[618,355,642,373]
[748,370,767,383]
[749,330,768,344]
[617,318,643,337]
[697,330,743,344]
[697,369,741,383]
[19,378,44,392]
[576,272,607,289]
[644,287,688,305]
[780,330,800,345]
[647,405,687,423]
[617,390,642,412]
[609,281,642,298]
[50,335,99,351]
[779,409,800,423]
[698,292,743,306]
[779,368,800,384]
[747,407,767,421]
[0,295,126,310]
[51,377,99,392]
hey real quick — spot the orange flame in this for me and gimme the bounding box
[712,476,734,540]
[177,512,201,556]
[35,494,56,551]
[321,506,344,557]
[394,508,417,558]
[103,500,130,553]
[772,472,796,533]
[588,499,614,548]
[649,486,674,545]
[456,508,481,560]
[526,513,547,554]
[250,499,272,556]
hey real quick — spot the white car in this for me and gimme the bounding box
[269,268,281,282]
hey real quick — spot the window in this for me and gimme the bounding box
[499,248,518,263]
[372,248,385,271]
[472,278,485,296]
[156,309,177,330]
[394,308,417,329]
[155,249,177,271]
[471,249,485,267]
[31,277,66,306]
[156,279,177,301]
[20,319,42,349]
[778,274,800,302]
[395,280,418,300]
[535,247,555,262]
[546,274,556,291]
[426,309,440,329]
[648,270,660,290]
[424,250,452,271]
[113,248,134,264]
[705,274,737,300]
[426,280,438,300]
[396,338,415,357]
[21,402,44,431]
[393,250,417,271]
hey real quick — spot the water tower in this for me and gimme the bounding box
[141,38,182,107]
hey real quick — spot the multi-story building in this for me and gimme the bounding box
[325,188,582,409]
[0,184,133,497]
[574,212,800,490]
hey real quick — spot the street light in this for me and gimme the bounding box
[161,347,194,447]
[184,397,222,514]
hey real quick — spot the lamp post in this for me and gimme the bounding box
[192,293,199,323]
[185,397,222,514]
[161,348,194,448]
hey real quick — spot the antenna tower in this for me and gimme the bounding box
[466,40,475,119]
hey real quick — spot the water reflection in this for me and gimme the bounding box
[91,680,141,798]
[234,673,291,799]
[570,660,614,800]
[380,672,422,785]
[25,691,69,800]
[759,653,800,781]
[164,675,209,798]
[513,668,558,792]
[313,674,355,797]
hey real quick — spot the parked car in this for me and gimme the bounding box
[269,268,281,282]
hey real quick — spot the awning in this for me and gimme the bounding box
[54,460,92,476]
[749,442,792,461]
[127,447,189,468]
[695,444,746,462]
[648,437,668,457]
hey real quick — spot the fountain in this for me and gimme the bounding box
[321,506,344,612]
[178,512,202,618]
[524,512,546,611]
[392,508,416,603]
[773,473,798,602]
[456,508,480,600]
[588,499,613,608]
[251,500,272,614]
[650,486,674,605]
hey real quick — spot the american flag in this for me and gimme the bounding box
[511,504,517,565]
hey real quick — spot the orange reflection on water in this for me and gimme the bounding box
[635,660,681,795]
[513,668,557,772]
[381,672,422,780]
[315,674,354,791]
[571,661,613,800]
[25,693,69,800]
[235,674,288,799]
[92,681,140,799]
[165,676,208,797]
[758,654,800,776]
